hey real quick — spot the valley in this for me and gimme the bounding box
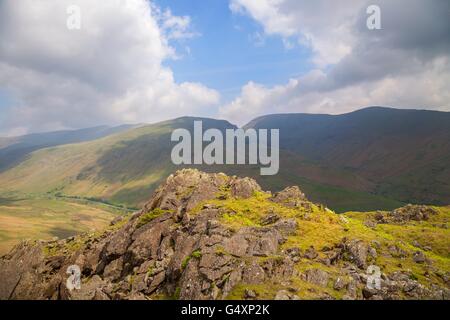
[0,192,128,254]
[0,107,448,254]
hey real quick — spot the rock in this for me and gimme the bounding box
[70,275,112,300]
[0,170,448,301]
[362,286,378,299]
[389,205,438,223]
[270,186,307,207]
[285,247,301,259]
[304,269,329,287]
[274,290,300,300]
[364,220,377,228]
[260,213,280,226]
[334,277,348,291]
[412,240,421,248]
[103,257,123,280]
[346,279,359,299]
[229,177,261,199]
[368,247,377,259]
[304,246,318,260]
[413,251,426,264]
[272,219,298,236]
[388,245,408,258]
[344,239,369,269]
[244,289,257,299]
[127,292,147,300]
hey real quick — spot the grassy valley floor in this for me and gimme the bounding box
[0,193,128,255]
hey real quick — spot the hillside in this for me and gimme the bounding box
[1,169,448,300]
[0,107,448,214]
[0,125,135,173]
[0,194,126,255]
[0,117,235,208]
[245,107,450,206]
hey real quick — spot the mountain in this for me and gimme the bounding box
[0,107,448,212]
[245,107,450,208]
[0,125,136,173]
[0,117,236,208]
[1,170,448,300]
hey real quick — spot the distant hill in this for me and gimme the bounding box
[0,125,136,172]
[0,118,236,209]
[0,107,448,212]
[245,107,450,207]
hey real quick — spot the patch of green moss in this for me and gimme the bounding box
[42,237,84,257]
[174,287,181,300]
[191,249,202,259]
[181,249,203,270]
[146,265,155,278]
[137,208,172,228]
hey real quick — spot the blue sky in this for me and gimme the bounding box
[157,0,313,102]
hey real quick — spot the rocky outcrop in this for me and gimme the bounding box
[0,169,448,300]
[372,205,439,225]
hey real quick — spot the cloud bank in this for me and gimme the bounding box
[222,0,450,125]
[0,0,219,135]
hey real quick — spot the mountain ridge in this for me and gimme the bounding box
[0,107,448,212]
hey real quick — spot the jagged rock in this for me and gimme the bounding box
[362,286,379,299]
[70,275,112,300]
[0,170,448,301]
[103,257,124,280]
[388,205,438,223]
[229,177,261,199]
[304,269,329,287]
[343,239,369,269]
[270,186,306,207]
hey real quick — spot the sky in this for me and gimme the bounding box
[0,0,449,136]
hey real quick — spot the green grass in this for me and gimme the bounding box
[136,208,172,228]
[0,192,126,255]
[0,117,430,213]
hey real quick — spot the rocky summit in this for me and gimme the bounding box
[0,169,449,300]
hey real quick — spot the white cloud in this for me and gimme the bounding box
[223,0,450,124]
[230,0,359,66]
[0,0,219,135]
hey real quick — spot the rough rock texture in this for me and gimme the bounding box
[0,169,448,300]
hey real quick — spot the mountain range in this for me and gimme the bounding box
[0,107,449,213]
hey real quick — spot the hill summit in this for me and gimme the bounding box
[0,169,449,300]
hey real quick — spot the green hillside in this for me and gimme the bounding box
[0,125,135,173]
[246,107,450,206]
[0,192,126,254]
[0,107,448,214]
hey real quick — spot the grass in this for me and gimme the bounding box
[0,117,427,213]
[188,190,449,297]
[190,190,313,230]
[181,249,203,270]
[136,208,172,228]
[0,192,126,255]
